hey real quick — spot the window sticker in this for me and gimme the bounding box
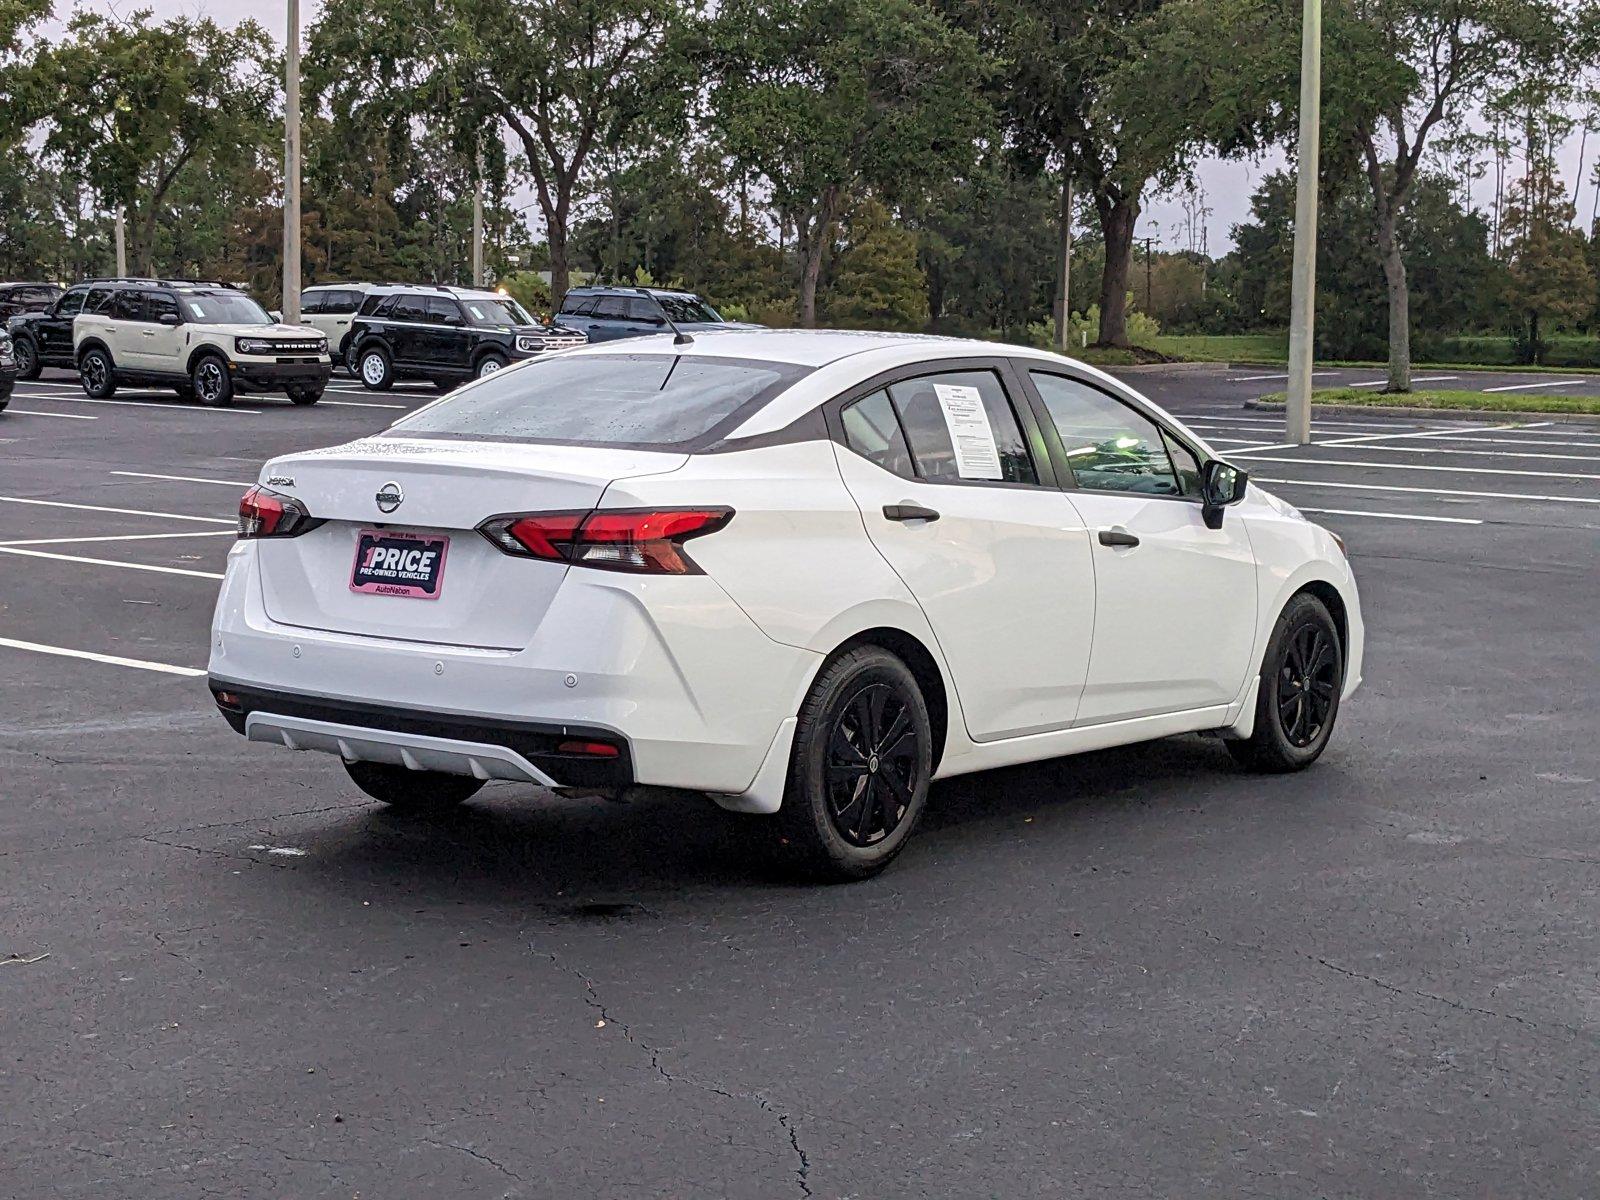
[932,383,1003,479]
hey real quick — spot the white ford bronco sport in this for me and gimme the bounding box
[75,280,332,407]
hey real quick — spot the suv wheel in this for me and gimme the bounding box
[775,645,933,882]
[13,336,41,381]
[286,383,323,406]
[79,347,116,398]
[474,352,507,379]
[192,355,234,407]
[358,346,394,391]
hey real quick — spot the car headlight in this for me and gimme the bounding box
[515,335,541,354]
[317,338,328,355]
[235,337,275,355]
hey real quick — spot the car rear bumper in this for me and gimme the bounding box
[207,541,821,795]
[232,360,332,391]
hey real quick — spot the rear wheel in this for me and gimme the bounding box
[358,346,393,391]
[1227,592,1343,772]
[79,347,116,398]
[14,336,41,380]
[286,383,323,405]
[343,761,483,811]
[775,646,932,882]
[192,355,233,407]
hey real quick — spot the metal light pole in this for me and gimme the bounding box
[113,210,126,277]
[1055,174,1072,354]
[282,0,302,324]
[1284,0,1322,445]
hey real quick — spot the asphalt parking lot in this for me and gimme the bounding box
[4,361,1599,1198]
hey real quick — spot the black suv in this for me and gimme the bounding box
[348,286,588,391]
[7,280,121,378]
[555,286,757,342]
[0,282,64,322]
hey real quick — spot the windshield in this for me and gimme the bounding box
[656,294,721,323]
[461,297,535,326]
[181,293,272,324]
[388,353,809,448]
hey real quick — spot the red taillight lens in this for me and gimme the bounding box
[477,507,733,574]
[238,485,320,539]
[556,739,620,758]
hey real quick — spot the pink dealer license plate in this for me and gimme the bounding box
[350,529,448,599]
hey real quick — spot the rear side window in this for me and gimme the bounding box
[593,297,630,319]
[147,292,179,323]
[1029,371,1181,496]
[111,291,145,321]
[882,370,1037,485]
[392,295,428,322]
[425,297,463,325]
[841,390,915,477]
[300,291,326,314]
[330,290,362,313]
[388,353,810,449]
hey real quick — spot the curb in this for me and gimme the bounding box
[1243,399,1600,425]
[1112,361,1232,375]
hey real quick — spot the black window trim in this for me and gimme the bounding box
[1015,365,1212,504]
[821,356,1061,492]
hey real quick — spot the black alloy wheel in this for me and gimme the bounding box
[14,336,40,380]
[1277,623,1338,748]
[1227,591,1343,772]
[825,682,919,847]
[79,348,115,398]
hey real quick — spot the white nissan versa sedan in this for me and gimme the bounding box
[208,330,1362,879]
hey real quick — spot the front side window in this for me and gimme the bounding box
[1030,372,1182,496]
[559,296,597,316]
[389,353,809,448]
[180,293,271,324]
[841,389,915,477]
[359,293,392,317]
[462,297,534,326]
[55,289,87,317]
[625,298,666,324]
[883,369,1037,485]
[83,287,115,314]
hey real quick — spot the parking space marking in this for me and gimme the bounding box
[0,496,234,523]
[0,635,205,677]
[0,530,237,547]
[1298,506,1483,525]
[11,393,261,414]
[4,408,98,420]
[1242,455,1600,481]
[1226,372,1339,382]
[318,399,408,409]
[111,471,253,487]
[1346,375,1460,388]
[1320,443,1600,463]
[1256,476,1600,505]
[1482,379,1588,393]
[0,546,226,579]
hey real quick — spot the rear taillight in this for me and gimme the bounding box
[478,507,733,575]
[238,485,322,539]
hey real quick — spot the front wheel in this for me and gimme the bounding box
[474,353,507,380]
[358,346,394,391]
[775,646,933,881]
[343,761,483,811]
[14,336,41,381]
[1226,592,1344,772]
[192,355,233,407]
[79,348,116,398]
[286,383,323,405]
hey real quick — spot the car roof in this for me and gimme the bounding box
[362,284,512,301]
[561,328,1011,368]
[566,285,699,298]
[2,281,60,289]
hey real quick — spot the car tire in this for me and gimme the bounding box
[14,336,41,381]
[343,761,484,811]
[1226,592,1343,773]
[192,354,233,407]
[79,347,116,398]
[287,383,323,405]
[474,353,507,380]
[358,346,394,391]
[774,645,933,882]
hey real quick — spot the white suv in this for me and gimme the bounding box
[75,281,332,406]
[299,283,377,370]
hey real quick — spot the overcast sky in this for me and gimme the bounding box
[52,0,1598,257]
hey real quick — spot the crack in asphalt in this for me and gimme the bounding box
[422,1138,526,1187]
[535,944,813,1198]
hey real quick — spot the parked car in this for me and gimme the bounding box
[555,286,759,342]
[299,283,379,370]
[0,282,64,322]
[0,328,15,408]
[74,280,332,406]
[207,330,1363,881]
[347,285,587,391]
[6,280,132,379]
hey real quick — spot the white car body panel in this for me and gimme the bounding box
[208,329,1363,816]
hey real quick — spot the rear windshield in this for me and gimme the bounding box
[387,353,810,449]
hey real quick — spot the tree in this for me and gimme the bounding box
[958,0,1292,348]
[0,0,49,149]
[37,12,279,275]
[1502,154,1594,363]
[709,0,991,326]
[1325,0,1579,389]
[822,195,929,330]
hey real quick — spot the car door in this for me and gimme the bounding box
[586,296,634,341]
[323,290,360,357]
[422,296,469,369]
[386,293,429,367]
[1021,368,1259,725]
[40,288,86,361]
[104,289,147,369]
[830,361,1097,742]
[141,291,185,377]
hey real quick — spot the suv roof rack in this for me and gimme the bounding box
[82,276,234,289]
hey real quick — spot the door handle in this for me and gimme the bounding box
[1097,528,1140,548]
[883,503,940,523]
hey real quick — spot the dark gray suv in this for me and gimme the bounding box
[554,287,758,342]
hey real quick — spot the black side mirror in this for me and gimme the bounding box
[158,312,180,326]
[1200,460,1248,529]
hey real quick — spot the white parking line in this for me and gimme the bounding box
[1256,477,1600,505]
[0,546,226,579]
[111,471,252,487]
[1226,372,1339,382]
[0,636,205,677]
[1243,455,1600,481]
[4,408,98,420]
[0,530,237,547]
[1318,443,1600,463]
[0,496,233,523]
[1481,379,1588,393]
[318,399,407,409]
[1298,506,1483,525]
[1183,415,1417,430]
[13,394,259,414]
[1393,433,1600,449]
[1345,375,1460,388]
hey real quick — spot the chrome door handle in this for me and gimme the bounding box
[1097,528,1140,548]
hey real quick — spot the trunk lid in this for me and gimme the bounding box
[255,437,686,649]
